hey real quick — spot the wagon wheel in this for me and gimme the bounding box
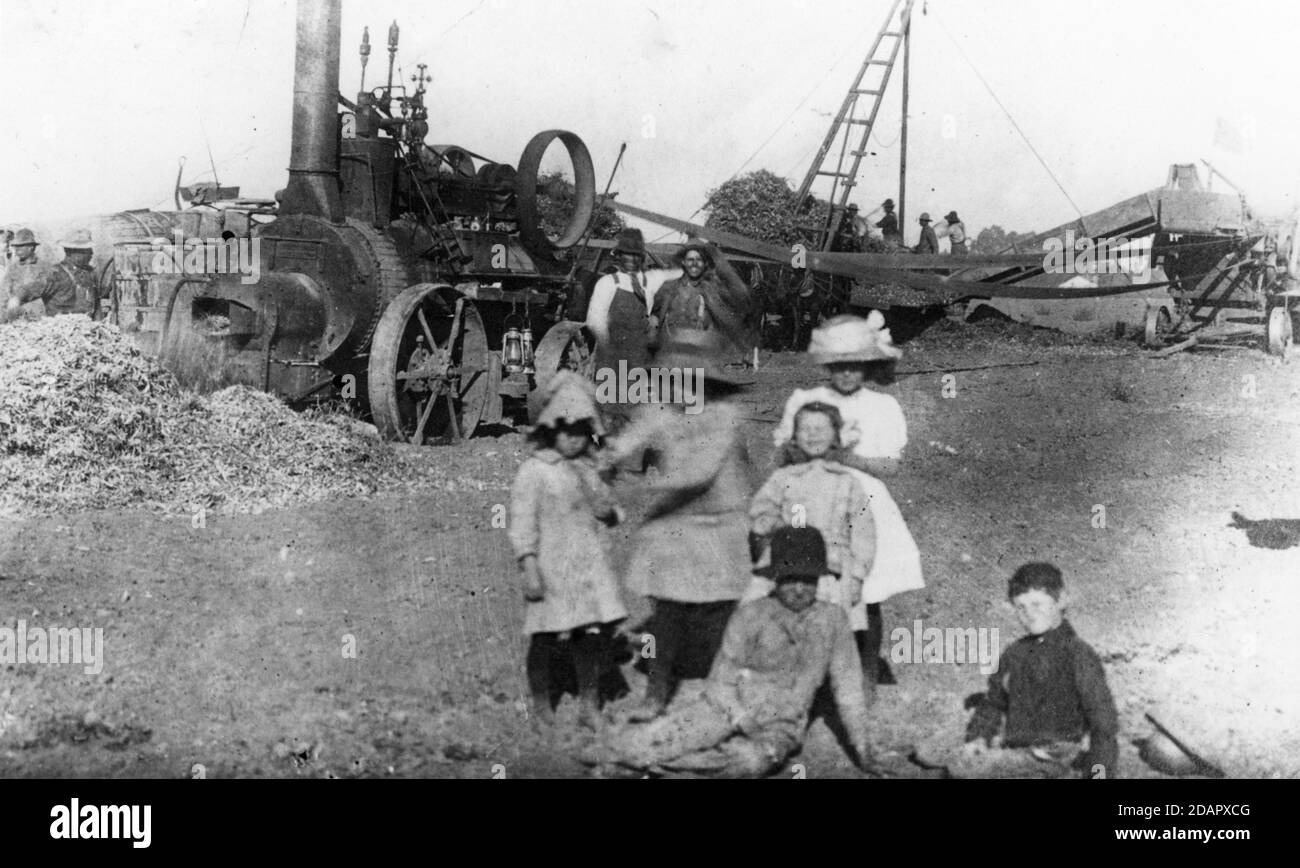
[1143,306,1173,347]
[527,320,594,422]
[1266,305,1293,357]
[368,283,490,444]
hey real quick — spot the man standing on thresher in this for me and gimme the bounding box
[875,198,903,247]
[913,212,939,255]
[940,211,967,256]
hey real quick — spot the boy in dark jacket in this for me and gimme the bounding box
[962,562,1120,778]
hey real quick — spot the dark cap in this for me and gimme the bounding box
[613,228,646,258]
[756,526,828,581]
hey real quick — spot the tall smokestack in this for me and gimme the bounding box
[281,0,343,221]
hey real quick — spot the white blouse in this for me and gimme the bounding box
[774,385,908,460]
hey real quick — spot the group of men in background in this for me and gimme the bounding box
[0,226,102,323]
[835,198,967,256]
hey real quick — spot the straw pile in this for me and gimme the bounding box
[0,318,437,516]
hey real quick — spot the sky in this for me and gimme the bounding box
[2,0,1298,244]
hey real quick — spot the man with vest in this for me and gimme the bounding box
[650,238,751,359]
[583,228,681,429]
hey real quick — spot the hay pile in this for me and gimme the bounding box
[0,318,415,516]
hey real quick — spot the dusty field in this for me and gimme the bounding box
[1,318,1298,779]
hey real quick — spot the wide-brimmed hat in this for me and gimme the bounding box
[881,198,895,209]
[534,370,606,435]
[10,227,37,247]
[918,212,932,223]
[59,228,93,250]
[673,237,714,267]
[944,211,960,223]
[755,526,827,581]
[653,328,752,386]
[808,310,902,364]
[613,228,646,258]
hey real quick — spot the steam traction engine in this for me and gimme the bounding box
[122,0,597,443]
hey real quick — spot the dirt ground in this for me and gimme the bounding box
[2,318,1297,779]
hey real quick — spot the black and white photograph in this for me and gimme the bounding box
[0,0,1295,803]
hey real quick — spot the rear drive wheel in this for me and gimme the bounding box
[368,284,490,444]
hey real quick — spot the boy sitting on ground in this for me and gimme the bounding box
[579,526,874,778]
[958,562,1120,778]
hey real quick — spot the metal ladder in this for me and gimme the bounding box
[794,0,915,250]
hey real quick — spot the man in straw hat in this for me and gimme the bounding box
[913,212,939,255]
[583,228,681,433]
[602,328,756,722]
[580,526,875,778]
[0,227,56,322]
[650,237,752,358]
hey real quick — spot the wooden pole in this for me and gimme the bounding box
[898,5,911,244]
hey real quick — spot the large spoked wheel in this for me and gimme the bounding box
[1266,304,1293,358]
[368,284,490,444]
[527,321,595,423]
